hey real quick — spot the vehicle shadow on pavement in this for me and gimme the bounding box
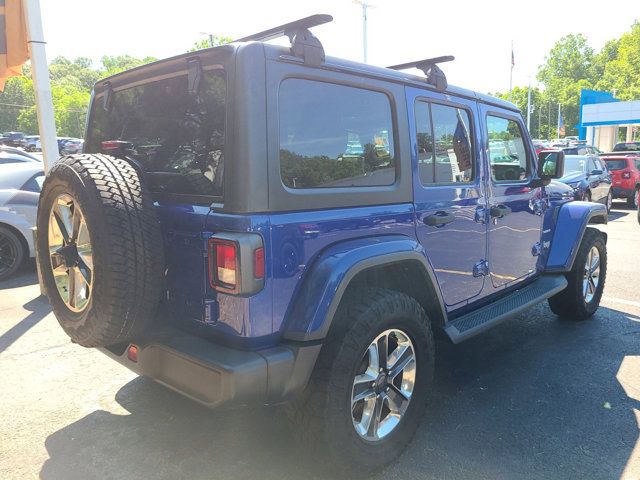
[0,294,50,354]
[40,303,640,480]
[608,210,632,222]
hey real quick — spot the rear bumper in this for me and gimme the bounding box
[612,186,635,198]
[99,328,321,408]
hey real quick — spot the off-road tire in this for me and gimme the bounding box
[548,227,606,320]
[37,154,164,347]
[288,288,435,475]
[0,225,25,280]
[628,187,639,209]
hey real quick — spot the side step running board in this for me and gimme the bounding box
[444,275,568,344]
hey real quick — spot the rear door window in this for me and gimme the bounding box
[278,79,396,189]
[86,69,226,199]
[415,101,473,184]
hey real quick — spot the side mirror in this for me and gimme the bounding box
[590,169,603,176]
[537,150,565,183]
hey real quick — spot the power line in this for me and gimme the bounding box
[0,101,86,113]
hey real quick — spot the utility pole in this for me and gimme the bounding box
[538,101,541,139]
[199,32,215,47]
[354,0,373,63]
[548,101,551,140]
[557,103,561,139]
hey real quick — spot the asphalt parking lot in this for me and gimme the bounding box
[1,203,639,480]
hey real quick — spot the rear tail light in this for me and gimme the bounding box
[208,234,264,295]
[127,344,139,362]
[209,239,239,291]
[622,171,632,179]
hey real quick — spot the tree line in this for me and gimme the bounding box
[493,21,640,139]
[0,35,231,138]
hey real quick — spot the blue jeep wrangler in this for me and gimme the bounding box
[36,15,608,473]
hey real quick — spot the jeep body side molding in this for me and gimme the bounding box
[282,235,446,342]
[545,201,608,272]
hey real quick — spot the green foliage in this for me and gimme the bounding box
[0,55,156,137]
[593,21,640,101]
[189,35,232,52]
[493,23,640,139]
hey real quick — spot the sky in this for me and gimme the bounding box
[40,0,639,94]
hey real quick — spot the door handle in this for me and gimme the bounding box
[490,205,512,218]
[424,211,455,227]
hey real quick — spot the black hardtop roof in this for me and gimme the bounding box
[94,41,518,113]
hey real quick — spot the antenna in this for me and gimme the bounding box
[233,14,333,66]
[388,56,454,91]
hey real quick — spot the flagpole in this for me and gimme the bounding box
[508,40,513,100]
[526,77,532,131]
[22,0,58,172]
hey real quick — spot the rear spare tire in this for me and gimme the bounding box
[37,154,164,347]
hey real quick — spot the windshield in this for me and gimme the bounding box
[563,156,586,175]
[86,69,226,200]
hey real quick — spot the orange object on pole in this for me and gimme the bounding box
[0,0,29,91]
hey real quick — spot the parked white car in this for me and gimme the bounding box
[0,163,45,280]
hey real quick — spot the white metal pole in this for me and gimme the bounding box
[557,103,561,139]
[362,3,368,63]
[508,41,513,101]
[22,0,58,172]
[526,78,532,131]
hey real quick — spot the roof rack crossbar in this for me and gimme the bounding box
[234,14,332,67]
[234,14,333,43]
[387,55,455,91]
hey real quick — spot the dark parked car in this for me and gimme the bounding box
[0,131,26,147]
[557,154,613,211]
[34,14,608,475]
[613,142,640,152]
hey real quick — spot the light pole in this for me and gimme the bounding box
[354,0,373,63]
[526,77,532,132]
[199,32,215,48]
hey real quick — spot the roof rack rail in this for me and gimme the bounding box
[234,14,333,66]
[387,56,454,91]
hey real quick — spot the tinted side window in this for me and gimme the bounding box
[415,101,473,184]
[279,79,396,189]
[635,160,640,170]
[21,174,45,193]
[487,115,530,182]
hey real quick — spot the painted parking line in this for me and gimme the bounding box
[601,296,640,308]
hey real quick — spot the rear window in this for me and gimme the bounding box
[613,143,640,152]
[278,79,396,189]
[604,159,627,170]
[86,69,226,199]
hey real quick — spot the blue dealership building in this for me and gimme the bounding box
[579,89,640,150]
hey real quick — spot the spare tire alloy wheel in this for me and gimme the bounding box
[48,194,93,312]
[351,329,416,441]
[37,154,165,347]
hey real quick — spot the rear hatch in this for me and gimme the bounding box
[603,157,630,188]
[84,47,233,328]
